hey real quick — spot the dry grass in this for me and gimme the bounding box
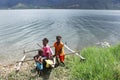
[0,60,70,80]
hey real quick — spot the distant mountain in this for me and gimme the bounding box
[0,0,120,9]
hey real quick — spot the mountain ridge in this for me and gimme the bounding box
[0,0,120,9]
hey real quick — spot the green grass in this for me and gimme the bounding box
[67,45,120,80]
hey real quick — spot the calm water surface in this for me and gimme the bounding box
[0,9,120,64]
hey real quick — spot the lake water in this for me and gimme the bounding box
[0,9,120,64]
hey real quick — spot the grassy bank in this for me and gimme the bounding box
[67,45,120,80]
[1,45,120,80]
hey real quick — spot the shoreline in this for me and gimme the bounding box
[1,43,120,79]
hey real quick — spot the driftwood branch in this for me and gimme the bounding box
[16,59,34,63]
[64,44,85,60]
[24,49,39,53]
[16,50,26,72]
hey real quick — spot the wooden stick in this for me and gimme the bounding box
[16,59,34,63]
[16,57,46,63]
[37,43,42,48]
[64,44,85,60]
[24,49,40,53]
[16,50,26,72]
[23,44,53,54]
[65,51,80,55]
[16,51,80,63]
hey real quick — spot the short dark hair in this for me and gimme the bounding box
[38,49,43,55]
[56,36,62,39]
[42,38,49,43]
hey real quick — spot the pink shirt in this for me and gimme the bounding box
[42,45,52,58]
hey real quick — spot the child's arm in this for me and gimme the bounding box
[34,55,39,62]
[38,56,43,63]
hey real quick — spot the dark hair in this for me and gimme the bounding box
[42,38,49,43]
[38,49,43,55]
[56,36,62,39]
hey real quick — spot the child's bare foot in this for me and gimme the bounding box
[61,62,65,67]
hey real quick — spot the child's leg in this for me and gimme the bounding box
[39,70,43,76]
[54,56,60,67]
[36,62,43,75]
[43,59,46,71]
[59,55,65,65]
[56,56,60,65]
[59,55,65,62]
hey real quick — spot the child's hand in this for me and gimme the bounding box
[53,55,56,57]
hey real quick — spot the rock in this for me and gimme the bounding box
[96,41,110,48]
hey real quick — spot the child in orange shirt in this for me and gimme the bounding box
[53,36,65,66]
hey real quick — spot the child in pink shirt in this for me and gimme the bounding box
[42,38,52,59]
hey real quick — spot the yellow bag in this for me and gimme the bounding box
[45,60,53,68]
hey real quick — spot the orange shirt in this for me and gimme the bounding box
[54,42,64,56]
